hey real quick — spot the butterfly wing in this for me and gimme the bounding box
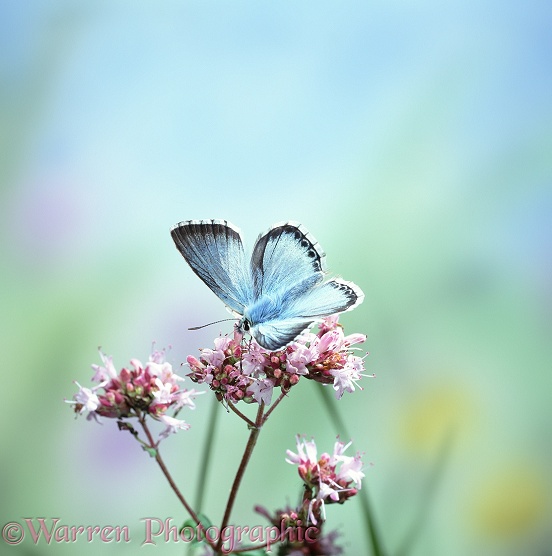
[250,221,326,299]
[250,279,364,350]
[247,222,364,350]
[251,317,316,351]
[171,219,253,314]
[286,278,364,317]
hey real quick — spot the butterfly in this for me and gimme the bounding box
[170,219,364,351]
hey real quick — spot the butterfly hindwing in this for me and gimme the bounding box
[251,279,364,350]
[251,318,315,351]
[171,219,253,314]
[285,278,364,318]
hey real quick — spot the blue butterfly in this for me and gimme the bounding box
[171,219,364,351]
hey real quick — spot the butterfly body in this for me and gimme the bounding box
[171,219,364,351]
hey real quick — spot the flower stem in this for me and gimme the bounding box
[140,418,210,546]
[315,383,386,556]
[262,390,287,425]
[395,428,454,556]
[194,395,220,512]
[227,401,256,427]
[215,402,265,554]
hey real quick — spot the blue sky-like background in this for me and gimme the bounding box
[1,1,551,555]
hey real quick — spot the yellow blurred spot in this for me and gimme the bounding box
[398,383,474,456]
[471,467,548,538]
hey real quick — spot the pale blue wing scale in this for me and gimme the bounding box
[170,219,253,314]
[283,278,365,318]
[250,279,364,350]
[250,222,326,299]
[251,318,316,352]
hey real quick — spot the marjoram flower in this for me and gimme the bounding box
[67,346,202,442]
[186,315,371,405]
[286,434,365,525]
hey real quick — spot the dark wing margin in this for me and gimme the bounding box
[170,219,253,314]
[250,221,326,299]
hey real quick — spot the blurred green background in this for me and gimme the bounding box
[1,1,551,555]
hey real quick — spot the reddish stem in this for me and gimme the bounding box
[227,401,256,428]
[139,418,215,550]
[215,403,265,554]
[262,390,287,424]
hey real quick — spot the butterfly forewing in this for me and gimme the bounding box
[250,222,326,299]
[171,220,253,314]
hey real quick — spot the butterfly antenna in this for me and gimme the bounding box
[188,318,237,331]
[237,335,252,372]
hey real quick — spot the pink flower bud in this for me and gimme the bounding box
[186,355,203,371]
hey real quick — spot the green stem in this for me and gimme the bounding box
[316,383,386,556]
[395,429,454,556]
[194,396,220,512]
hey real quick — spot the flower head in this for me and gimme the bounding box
[186,335,300,405]
[286,435,365,525]
[68,346,201,442]
[304,324,370,398]
[186,316,370,405]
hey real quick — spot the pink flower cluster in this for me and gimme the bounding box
[286,435,365,526]
[67,347,202,441]
[255,433,364,553]
[186,316,369,405]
